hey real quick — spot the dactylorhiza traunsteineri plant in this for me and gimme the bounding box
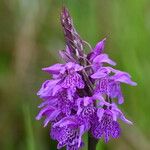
[36,7,137,150]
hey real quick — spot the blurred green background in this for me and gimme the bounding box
[0,0,150,150]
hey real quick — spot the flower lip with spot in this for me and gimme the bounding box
[52,116,88,149]
[97,101,133,125]
[91,68,137,104]
[76,97,96,120]
[42,62,85,94]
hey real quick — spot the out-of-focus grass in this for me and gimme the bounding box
[23,105,35,150]
[0,0,150,150]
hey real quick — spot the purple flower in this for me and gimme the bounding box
[91,67,137,104]
[37,79,60,99]
[92,114,121,143]
[77,97,96,121]
[87,38,116,71]
[52,116,88,150]
[42,62,84,93]
[36,104,61,127]
[36,6,137,150]
[51,126,81,150]
[92,101,132,142]
[97,101,133,124]
[55,89,78,115]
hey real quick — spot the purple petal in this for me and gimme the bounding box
[111,121,121,138]
[104,131,111,143]
[74,64,84,71]
[83,97,92,106]
[97,108,104,122]
[57,142,66,149]
[65,62,83,72]
[87,38,106,61]
[77,98,83,115]
[42,63,63,74]
[76,74,85,89]
[38,98,57,108]
[78,125,85,147]
[120,114,133,125]
[52,84,62,96]
[117,91,124,104]
[37,80,51,98]
[36,106,55,120]
[37,79,60,98]
[43,110,60,127]
[98,101,110,107]
[53,116,77,127]
[91,70,107,79]
[93,38,106,54]
[111,104,133,125]
[91,67,112,79]
[93,54,116,66]
[113,71,137,86]
[93,93,105,101]
[65,62,74,70]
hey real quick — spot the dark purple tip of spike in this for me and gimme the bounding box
[60,6,84,61]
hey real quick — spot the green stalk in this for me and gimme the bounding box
[88,134,98,150]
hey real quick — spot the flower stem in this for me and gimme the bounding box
[88,133,98,150]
